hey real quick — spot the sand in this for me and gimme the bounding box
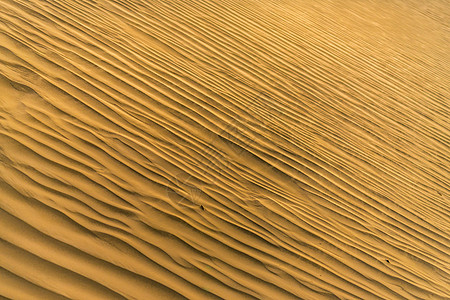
[0,0,449,299]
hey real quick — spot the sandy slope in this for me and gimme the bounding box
[0,0,449,299]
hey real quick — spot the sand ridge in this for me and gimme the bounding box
[0,0,449,299]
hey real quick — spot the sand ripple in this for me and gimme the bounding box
[0,0,449,299]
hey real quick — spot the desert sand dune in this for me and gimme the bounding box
[0,0,449,299]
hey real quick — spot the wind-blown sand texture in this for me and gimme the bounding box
[0,0,449,299]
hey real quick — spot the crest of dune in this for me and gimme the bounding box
[0,0,449,299]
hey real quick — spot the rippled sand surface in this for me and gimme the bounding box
[0,0,449,299]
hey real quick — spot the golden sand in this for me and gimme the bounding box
[0,0,449,299]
